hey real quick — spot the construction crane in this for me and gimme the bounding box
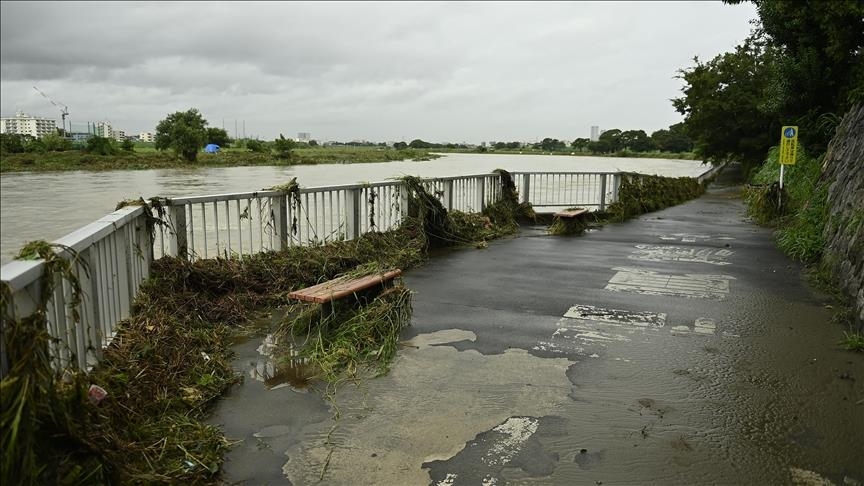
[33,86,69,135]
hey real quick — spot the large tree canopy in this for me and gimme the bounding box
[728,0,864,150]
[673,37,777,170]
[155,108,208,162]
[680,0,864,161]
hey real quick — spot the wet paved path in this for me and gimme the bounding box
[210,173,864,485]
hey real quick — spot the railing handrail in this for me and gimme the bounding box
[162,173,502,206]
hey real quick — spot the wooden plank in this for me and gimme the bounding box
[554,208,588,218]
[288,269,402,304]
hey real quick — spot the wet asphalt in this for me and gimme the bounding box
[209,167,864,485]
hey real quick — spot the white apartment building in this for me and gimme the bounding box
[0,111,57,138]
[139,132,155,143]
[95,121,127,142]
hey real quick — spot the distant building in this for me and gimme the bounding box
[94,121,127,142]
[139,132,155,143]
[297,132,311,142]
[69,132,92,142]
[0,111,57,138]
[590,125,600,142]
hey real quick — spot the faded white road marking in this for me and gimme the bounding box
[563,304,666,327]
[435,473,458,486]
[657,233,735,243]
[605,267,734,300]
[671,318,717,336]
[628,244,734,266]
[788,467,835,486]
[483,417,539,467]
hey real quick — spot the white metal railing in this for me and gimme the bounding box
[151,173,505,260]
[0,206,152,374]
[511,171,618,210]
[1,167,716,375]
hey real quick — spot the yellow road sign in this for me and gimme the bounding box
[779,126,798,165]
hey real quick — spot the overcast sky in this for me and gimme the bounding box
[1,1,757,143]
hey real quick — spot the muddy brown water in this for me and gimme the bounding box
[207,177,863,485]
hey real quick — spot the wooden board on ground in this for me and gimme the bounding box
[554,208,589,218]
[288,269,402,304]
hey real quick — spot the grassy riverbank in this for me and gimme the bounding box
[0,146,439,173]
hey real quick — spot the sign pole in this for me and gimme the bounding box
[779,164,784,210]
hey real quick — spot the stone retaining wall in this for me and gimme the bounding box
[820,104,864,326]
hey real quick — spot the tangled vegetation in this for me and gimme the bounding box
[606,173,706,222]
[0,171,530,484]
[547,210,592,236]
[745,146,827,264]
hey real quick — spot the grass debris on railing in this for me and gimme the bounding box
[399,169,533,249]
[1,241,101,485]
[606,173,706,222]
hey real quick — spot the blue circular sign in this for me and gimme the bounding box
[784,127,796,138]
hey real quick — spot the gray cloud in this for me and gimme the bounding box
[1,1,757,143]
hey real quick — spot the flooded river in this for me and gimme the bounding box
[0,154,707,264]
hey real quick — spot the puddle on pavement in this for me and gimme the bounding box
[250,333,316,391]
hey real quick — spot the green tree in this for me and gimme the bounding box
[41,132,72,152]
[673,38,776,170]
[155,108,208,162]
[588,139,614,154]
[726,0,864,150]
[538,138,566,152]
[619,130,653,152]
[205,127,231,148]
[0,133,27,154]
[408,139,432,149]
[393,141,408,150]
[651,123,693,153]
[85,136,119,155]
[246,139,267,153]
[571,138,591,151]
[598,129,623,152]
[273,134,296,159]
[121,138,135,152]
[309,139,319,147]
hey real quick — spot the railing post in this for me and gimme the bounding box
[167,204,188,259]
[520,174,531,204]
[345,187,361,240]
[443,180,454,210]
[611,174,622,204]
[82,246,102,364]
[478,177,486,212]
[271,195,288,250]
[599,174,607,211]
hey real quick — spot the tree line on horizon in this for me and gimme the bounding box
[397,122,693,155]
